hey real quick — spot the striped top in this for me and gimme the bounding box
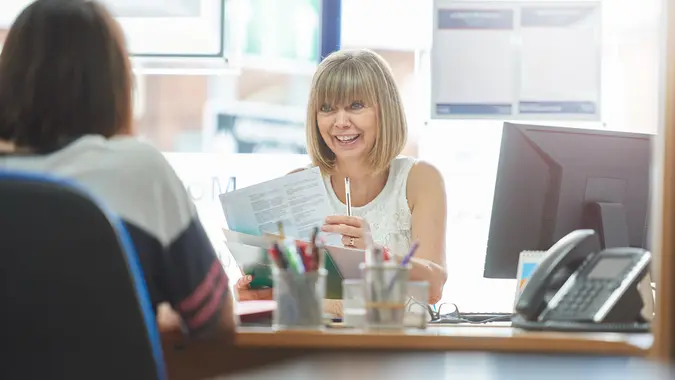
[0,135,228,336]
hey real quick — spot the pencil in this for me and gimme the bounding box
[345,177,352,216]
[277,221,285,240]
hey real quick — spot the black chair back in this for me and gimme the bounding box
[0,171,166,380]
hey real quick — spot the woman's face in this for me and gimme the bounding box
[316,100,377,162]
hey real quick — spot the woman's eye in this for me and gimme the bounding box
[320,105,332,112]
[350,102,364,110]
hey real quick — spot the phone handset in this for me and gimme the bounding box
[515,229,597,320]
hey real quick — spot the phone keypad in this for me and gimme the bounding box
[552,280,614,319]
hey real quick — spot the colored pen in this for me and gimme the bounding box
[310,226,320,271]
[271,242,288,269]
[384,241,420,296]
[345,177,352,216]
[297,241,313,271]
[282,239,305,273]
[401,241,420,266]
[267,246,282,268]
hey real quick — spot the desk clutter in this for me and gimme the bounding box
[267,225,326,331]
[251,223,432,331]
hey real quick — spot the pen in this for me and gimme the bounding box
[267,245,283,268]
[384,241,420,297]
[283,238,305,273]
[382,246,391,262]
[277,221,285,240]
[310,226,320,271]
[271,242,288,269]
[298,241,313,271]
[345,177,352,217]
[400,241,420,266]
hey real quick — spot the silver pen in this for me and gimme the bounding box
[345,177,352,216]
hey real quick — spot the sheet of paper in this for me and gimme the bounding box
[223,240,267,268]
[324,245,365,280]
[224,229,363,279]
[219,167,338,242]
[235,300,276,316]
[223,228,270,249]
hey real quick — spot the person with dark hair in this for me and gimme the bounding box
[0,0,236,339]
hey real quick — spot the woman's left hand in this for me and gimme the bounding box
[321,215,374,249]
[235,274,273,301]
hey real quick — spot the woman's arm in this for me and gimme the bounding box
[406,161,448,304]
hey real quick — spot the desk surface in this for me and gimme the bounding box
[162,326,653,380]
[234,325,652,356]
[213,352,671,380]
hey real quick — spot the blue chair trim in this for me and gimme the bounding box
[0,170,167,380]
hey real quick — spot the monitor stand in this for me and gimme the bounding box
[582,202,630,249]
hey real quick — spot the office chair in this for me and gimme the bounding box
[0,171,166,380]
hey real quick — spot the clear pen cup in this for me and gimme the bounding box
[272,267,327,331]
[360,263,411,330]
[342,279,366,328]
[404,281,430,329]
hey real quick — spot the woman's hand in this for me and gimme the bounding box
[321,215,374,249]
[235,275,273,301]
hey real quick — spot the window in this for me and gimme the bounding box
[117,0,225,57]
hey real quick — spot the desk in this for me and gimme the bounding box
[212,352,671,380]
[162,326,652,380]
[235,325,651,355]
[215,351,671,380]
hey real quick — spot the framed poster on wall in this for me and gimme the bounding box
[431,1,601,121]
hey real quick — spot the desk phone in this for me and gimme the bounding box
[513,230,651,333]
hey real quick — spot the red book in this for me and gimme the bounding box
[236,300,276,323]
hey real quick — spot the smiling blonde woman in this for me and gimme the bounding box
[309,49,447,304]
[235,49,449,309]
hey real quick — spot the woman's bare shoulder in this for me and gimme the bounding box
[407,160,445,204]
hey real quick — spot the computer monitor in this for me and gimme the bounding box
[484,122,653,279]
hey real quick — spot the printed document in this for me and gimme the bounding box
[219,167,334,241]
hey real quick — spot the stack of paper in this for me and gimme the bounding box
[218,168,365,298]
[222,228,364,281]
[219,167,336,241]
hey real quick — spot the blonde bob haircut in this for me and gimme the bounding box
[306,49,408,174]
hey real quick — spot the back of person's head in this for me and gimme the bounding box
[0,0,133,150]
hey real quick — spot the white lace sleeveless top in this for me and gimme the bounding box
[323,156,416,256]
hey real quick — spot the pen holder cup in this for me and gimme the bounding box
[273,268,327,331]
[360,263,411,330]
[342,279,366,328]
[405,281,430,329]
